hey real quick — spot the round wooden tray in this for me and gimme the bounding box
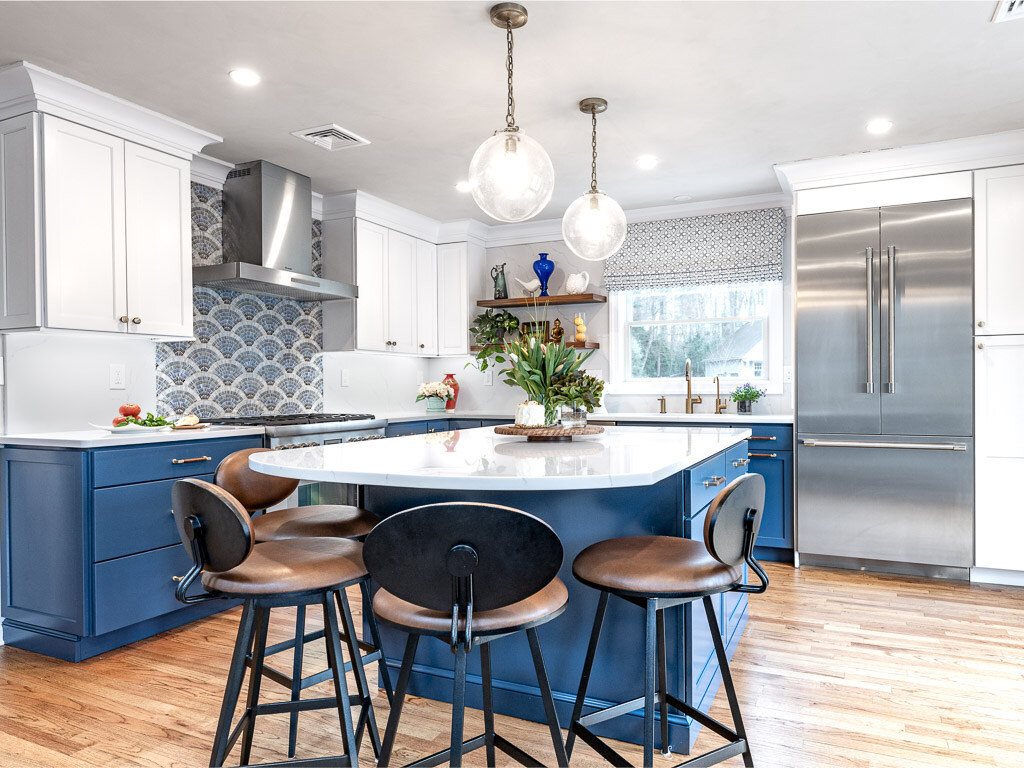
[493,424,604,442]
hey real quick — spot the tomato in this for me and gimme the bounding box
[112,416,128,426]
[119,403,141,418]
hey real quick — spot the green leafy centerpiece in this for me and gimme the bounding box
[730,382,766,414]
[500,332,597,426]
[548,371,606,428]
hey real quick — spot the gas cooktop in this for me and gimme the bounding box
[200,413,376,427]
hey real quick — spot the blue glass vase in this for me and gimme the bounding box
[532,252,554,297]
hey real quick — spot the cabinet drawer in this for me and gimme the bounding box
[93,543,193,635]
[745,425,792,451]
[449,419,483,430]
[93,474,213,561]
[725,443,750,481]
[685,453,727,517]
[425,420,450,433]
[386,421,428,437]
[92,436,262,487]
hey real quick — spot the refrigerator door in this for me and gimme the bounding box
[879,199,973,436]
[796,208,881,435]
[796,434,974,567]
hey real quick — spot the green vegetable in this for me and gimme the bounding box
[115,412,173,427]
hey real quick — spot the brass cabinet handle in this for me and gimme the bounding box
[419,343,425,348]
[749,452,777,458]
[131,317,142,324]
[119,315,129,323]
[703,475,726,488]
[749,435,776,441]
[732,458,750,467]
[171,575,184,582]
[171,456,211,464]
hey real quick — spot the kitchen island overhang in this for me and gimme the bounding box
[250,425,752,752]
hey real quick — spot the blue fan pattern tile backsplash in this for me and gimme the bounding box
[155,183,324,417]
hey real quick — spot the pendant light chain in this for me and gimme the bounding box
[505,21,517,129]
[590,106,599,193]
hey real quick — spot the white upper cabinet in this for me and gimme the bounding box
[975,165,1024,335]
[354,219,388,351]
[0,113,193,338]
[437,243,469,356]
[386,230,418,353]
[415,240,439,355]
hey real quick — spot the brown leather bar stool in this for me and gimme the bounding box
[171,478,370,768]
[567,474,770,768]
[363,502,571,768]
[215,447,393,758]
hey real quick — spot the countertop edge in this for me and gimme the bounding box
[0,425,267,448]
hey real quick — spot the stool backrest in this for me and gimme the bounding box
[704,473,765,568]
[172,478,254,573]
[215,448,300,512]
[363,502,563,613]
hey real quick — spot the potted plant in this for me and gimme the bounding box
[500,334,593,425]
[730,383,766,415]
[467,309,520,372]
[416,381,455,413]
[548,371,605,428]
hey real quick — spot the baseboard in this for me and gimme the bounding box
[970,567,1024,587]
[798,553,969,581]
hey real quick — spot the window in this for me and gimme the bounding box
[609,281,782,393]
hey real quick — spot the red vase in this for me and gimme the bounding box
[443,373,459,410]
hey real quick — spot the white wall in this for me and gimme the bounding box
[3,333,157,433]
[322,350,433,414]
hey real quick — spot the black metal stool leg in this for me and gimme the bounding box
[450,645,469,768]
[566,590,609,758]
[379,632,419,767]
[657,608,670,757]
[210,601,256,768]
[527,627,570,767]
[336,587,382,758]
[361,580,395,703]
[704,596,754,768]
[239,606,271,766]
[480,642,497,766]
[643,599,657,768]
[323,592,360,767]
[287,605,306,759]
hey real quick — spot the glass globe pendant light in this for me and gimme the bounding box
[561,98,627,262]
[468,3,554,223]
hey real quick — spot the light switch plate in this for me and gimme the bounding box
[483,368,493,386]
[340,369,351,387]
[109,363,126,390]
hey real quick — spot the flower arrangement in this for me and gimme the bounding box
[416,381,455,402]
[500,333,595,424]
[548,371,605,414]
[729,383,766,403]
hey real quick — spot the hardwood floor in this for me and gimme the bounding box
[2,562,1023,767]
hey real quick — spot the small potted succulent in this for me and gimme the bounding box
[548,370,606,428]
[416,381,455,413]
[730,383,766,415]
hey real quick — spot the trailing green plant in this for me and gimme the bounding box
[500,334,594,423]
[547,370,605,413]
[730,383,766,403]
[466,309,520,371]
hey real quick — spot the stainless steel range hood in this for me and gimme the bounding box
[193,160,357,302]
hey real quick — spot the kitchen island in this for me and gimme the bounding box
[251,425,752,752]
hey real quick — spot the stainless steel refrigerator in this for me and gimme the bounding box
[795,198,974,576]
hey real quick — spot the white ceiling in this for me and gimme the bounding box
[0,1,1022,222]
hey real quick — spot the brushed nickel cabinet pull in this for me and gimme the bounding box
[749,435,776,441]
[865,247,875,394]
[703,475,726,488]
[171,455,211,464]
[749,452,777,458]
[886,245,896,394]
[732,458,750,467]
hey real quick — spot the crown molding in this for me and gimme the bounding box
[0,61,221,159]
[321,189,441,242]
[312,191,323,221]
[189,153,233,189]
[775,128,1024,194]
[437,218,489,246]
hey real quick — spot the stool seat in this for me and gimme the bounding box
[253,504,380,542]
[373,577,569,637]
[202,537,366,597]
[573,535,742,598]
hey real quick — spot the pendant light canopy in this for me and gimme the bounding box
[468,3,555,223]
[561,98,627,262]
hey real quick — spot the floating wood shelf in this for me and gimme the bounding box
[476,293,607,309]
[470,341,599,352]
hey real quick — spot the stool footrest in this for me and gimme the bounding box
[239,755,352,768]
[663,693,739,744]
[401,732,545,768]
[578,694,648,728]
[571,724,632,768]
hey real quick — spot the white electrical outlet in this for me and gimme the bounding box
[340,369,351,387]
[483,368,493,386]
[109,363,126,390]
[783,365,793,384]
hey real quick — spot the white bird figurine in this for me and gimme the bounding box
[514,277,542,297]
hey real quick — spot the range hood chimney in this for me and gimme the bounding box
[193,160,357,302]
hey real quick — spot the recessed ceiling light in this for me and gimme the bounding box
[229,69,261,87]
[636,155,658,170]
[673,195,693,202]
[455,180,472,193]
[866,117,893,135]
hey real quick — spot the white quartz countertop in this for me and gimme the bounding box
[250,425,751,491]
[0,425,266,448]
[384,410,793,425]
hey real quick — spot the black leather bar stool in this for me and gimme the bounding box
[216,448,393,757]
[171,478,370,767]
[567,474,770,768]
[362,502,571,768]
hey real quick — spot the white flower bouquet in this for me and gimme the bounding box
[416,381,455,402]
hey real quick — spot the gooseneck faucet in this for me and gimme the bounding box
[714,376,728,414]
[685,359,702,414]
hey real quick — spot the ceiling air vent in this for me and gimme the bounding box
[291,124,371,151]
[992,0,1024,22]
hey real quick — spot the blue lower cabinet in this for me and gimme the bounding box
[385,421,430,437]
[448,419,483,430]
[0,435,261,661]
[748,449,793,556]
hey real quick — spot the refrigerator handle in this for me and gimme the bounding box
[886,245,896,394]
[865,247,874,394]
[801,439,967,452]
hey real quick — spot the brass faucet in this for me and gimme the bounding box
[714,376,728,414]
[684,359,702,414]
[657,396,667,414]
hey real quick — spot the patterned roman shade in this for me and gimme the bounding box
[604,207,786,291]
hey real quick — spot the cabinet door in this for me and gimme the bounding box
[976,337,1024,570]
[355,219,388,351]
[124,143,192,337]
[976,166,1024,336]
[415,239,438,355]
[386,230,418,353]
[747,450,792,550]
[437,242,469,355]
[0,113,42,329]
[42,115,127,333]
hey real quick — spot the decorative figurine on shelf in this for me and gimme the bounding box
[550,318,564,342]
[514,276,542,297]
[565,270,590,295]
[573,313,587,343]
[490,263,508,300]
[532,252,554,297]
